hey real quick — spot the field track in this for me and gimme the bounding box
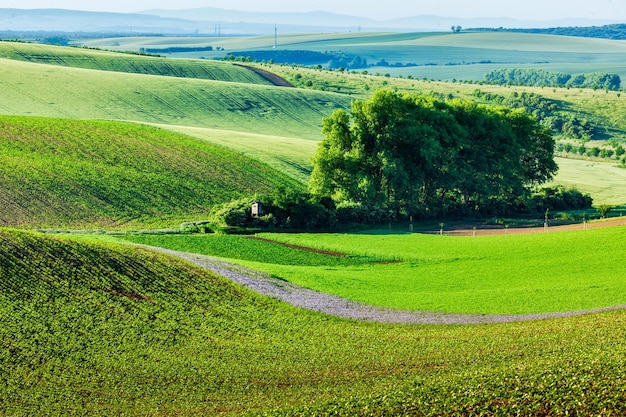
[144,244,626,325]
[436,217,626,236]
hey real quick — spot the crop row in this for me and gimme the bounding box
[0,115,301,228]
[1,229,624,416]
[0,41,272,85]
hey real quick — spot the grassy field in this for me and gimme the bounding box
[0,115,301,229]
[0,41,273,84]
[1,229,624,416]
[118,226,626,315]
[553,157,626,205]
[2,36,626,416]
[158,125,318,183]
[0,57,349,140]
[81,31,626,82]
[2,41,626,206]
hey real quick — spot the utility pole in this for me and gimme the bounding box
[273,24,277,48]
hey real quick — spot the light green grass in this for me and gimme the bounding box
[157,125,317,183]
[114,227,626,315]
[244,227,626,315]
[0,57,349,140]
[552,157,626,205]
[0,41,273,84]
[2,229,625,416]
[0,115,301,229]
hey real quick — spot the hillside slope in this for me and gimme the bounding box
[0,115,301,228]
[1,229,625,416]
[0,57,350,140]
[0,41,273,85]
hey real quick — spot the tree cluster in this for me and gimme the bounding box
[494,24,626,41]
[309,90,558,219]
[484,68,621,90]
[471,89,596,141]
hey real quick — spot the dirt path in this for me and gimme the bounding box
[432,217,626,236]
[146,246,626,325]
[234,64,294,87]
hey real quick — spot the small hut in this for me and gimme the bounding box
[251,202,263,217]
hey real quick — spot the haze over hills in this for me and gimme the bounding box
[0,7,623,35]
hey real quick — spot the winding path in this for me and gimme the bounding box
[148,246,626,325]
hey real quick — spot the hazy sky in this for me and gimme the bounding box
[4,0,626,21]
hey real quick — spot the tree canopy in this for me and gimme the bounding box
[309,90,557,218]
[484,68,621,90]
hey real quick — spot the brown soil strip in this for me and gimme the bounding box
[247,235,346,257]
[427,217,626,237]
[234,64,294,87]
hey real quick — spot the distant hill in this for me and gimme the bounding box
[485,24,626,40]
[0,7,622,36]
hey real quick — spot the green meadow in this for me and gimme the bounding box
[120,227,626,315]
[0,115,300,228]
[1,33,626,416]
[84,31,626,82]
[1,229,625,416]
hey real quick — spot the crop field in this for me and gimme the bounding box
[1,229,625,416]
[0,41,274,84]
[83,31,626,82]
[0,115,301,228]
[2,35,626,416]
[2,41,626,206]
[119,227,626,315]
[0,57,349,140]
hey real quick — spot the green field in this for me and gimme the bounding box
[119,227,626,315]
[2,40,626,206]
[0,53,350,140]
[2,32,626,416]
[553,157,626,205]
[0,41,273,84]
[1,229,625,416]
[0,115,301,228]
[81,31,626,82]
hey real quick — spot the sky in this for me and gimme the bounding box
[3,0,626,22]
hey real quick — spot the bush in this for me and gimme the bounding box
[526,186,593,213]
[596,204,614,218]
[208,197,255,227]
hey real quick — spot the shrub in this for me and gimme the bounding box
[596,204,614,218]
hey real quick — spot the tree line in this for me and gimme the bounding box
[204,90,594,231]
[484,68,621,90]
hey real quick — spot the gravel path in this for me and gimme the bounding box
[148,246,626,325]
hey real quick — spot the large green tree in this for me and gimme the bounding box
[309,90,557,218]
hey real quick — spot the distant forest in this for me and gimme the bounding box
[473,24,626,40]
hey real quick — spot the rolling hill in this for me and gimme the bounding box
[1,229,624,415]
[0,54,349,140]
[0,115,301,229]
[0,41,274,84]
[2,29,626,417]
